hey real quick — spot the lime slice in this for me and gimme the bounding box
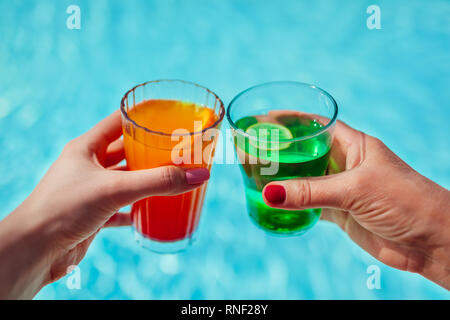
[245,122,293,151]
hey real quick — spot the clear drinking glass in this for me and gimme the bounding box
[121,80,225,253]
[227,81,338,236]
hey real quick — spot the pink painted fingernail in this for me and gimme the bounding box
[185,168,210,185]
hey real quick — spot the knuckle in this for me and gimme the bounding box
[336,119,354,132]
[336,119,348,127]
[293,179,312,208]
[63,138,79,152]
[63,135,97,156]
[63,136,90,155]
[161,166,178,192]
[368,135,386,149]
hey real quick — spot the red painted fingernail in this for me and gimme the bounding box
[185,168,210,185]
[264,185,286,204]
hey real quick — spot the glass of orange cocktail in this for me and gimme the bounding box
[120,80,224,253]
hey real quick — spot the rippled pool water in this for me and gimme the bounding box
[0,0,449,299]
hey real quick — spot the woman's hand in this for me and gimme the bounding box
[263,120,450,289]
[0,110,210,299]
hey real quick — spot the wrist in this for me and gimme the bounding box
[419,246,450,290]
[0,204,56,299]
[419,187,450,289]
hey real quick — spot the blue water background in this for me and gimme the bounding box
[0,0,449,299]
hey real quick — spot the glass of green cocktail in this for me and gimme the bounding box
[227,81,338,236]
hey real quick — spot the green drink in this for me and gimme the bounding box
[227,81,338,236]
[235,113,331,234]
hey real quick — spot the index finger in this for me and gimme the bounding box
[267,110,361,152]
[84,109,124,150]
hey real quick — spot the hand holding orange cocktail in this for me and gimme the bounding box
[121,80,224,253]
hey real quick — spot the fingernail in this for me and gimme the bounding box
[185,168,210,185]
[264,185,286,204]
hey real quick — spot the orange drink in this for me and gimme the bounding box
[120,80,224,253]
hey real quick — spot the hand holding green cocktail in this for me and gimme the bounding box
[227,82,338,235]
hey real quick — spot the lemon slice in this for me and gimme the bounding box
[245,122,293,151]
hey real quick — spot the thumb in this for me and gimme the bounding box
[262,172,352,210]
[105,166,210,208]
